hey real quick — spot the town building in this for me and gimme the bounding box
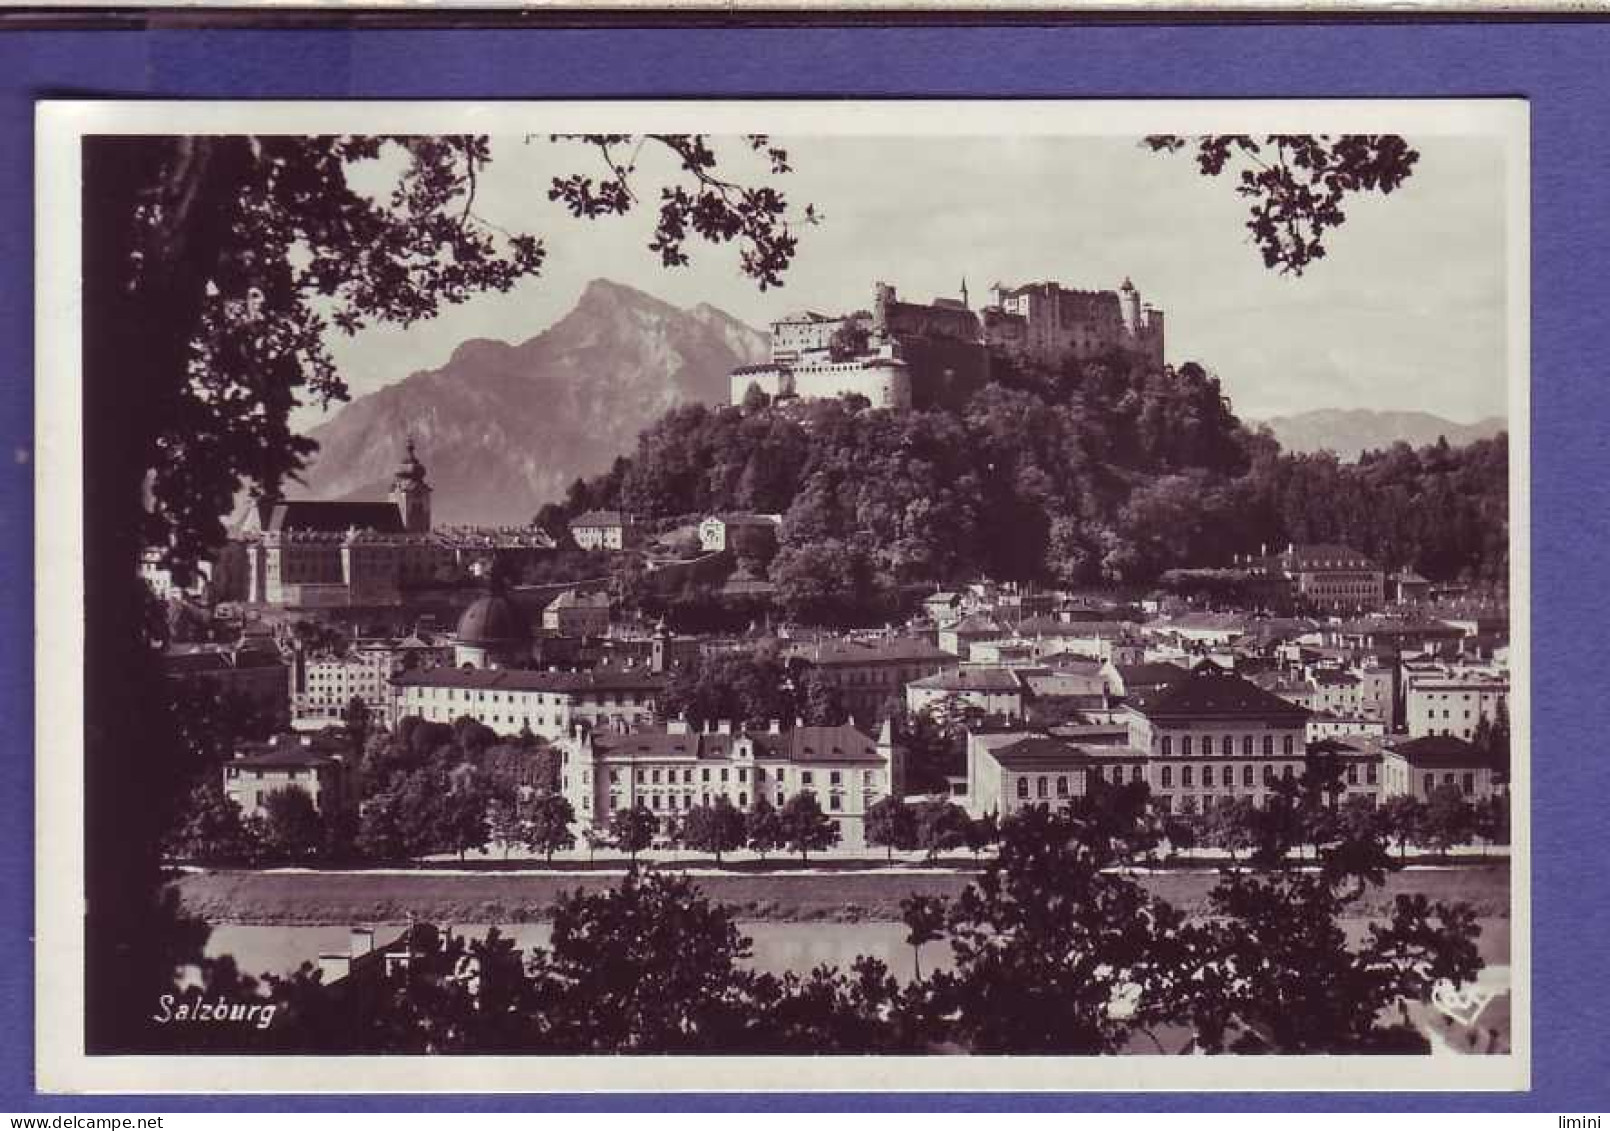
[905,666,1026,721]
[790,636,957,723]
[962,728,1149,819]
[559,720,905,850]
[542,589,612,638]
[1404,669,1510,741]
[389,664,666,740]
[1108,660,1190,702]
[1380,735,1503,801]
[986,616,1145,666]
[1123,662,1313,813]
[289,632,453,729]
[1144,612,1248,650]
[140,548,212,601]
[1309,669,1363,717]
[568,511,635,551]
[922,591,964,625]
[222,733,351,818]
[697,513,783,553]
[1325,618,1466,654]
[967,637,1040,667]
[936,615,1004,662]
[1016,664,1109,712]
[1355,660,1399,731]
[1307,736,1384,804]
[1255,544,1386,612]
[452,590,532,670]
[1305,713,1389,743]
[1390,570,1432,604]
[567,510,632,551]
[1251,670,1319,712]
[162,643,289,717]
[230,441,555,608]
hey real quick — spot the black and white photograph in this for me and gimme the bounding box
[35,100,1528,1092]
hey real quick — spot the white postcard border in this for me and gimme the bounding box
[35,97,1531,1094]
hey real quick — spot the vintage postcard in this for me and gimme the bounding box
[35,98,1529,1092]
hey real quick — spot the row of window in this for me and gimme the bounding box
[826,665,938,687]
[414,687,648,707]
[611,765,877,788]
[1159,733,1297,758]
[1161,763,1296,790]
[1425,772,1479,794]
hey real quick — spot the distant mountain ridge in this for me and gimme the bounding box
[294,279,770,526]
[1254,408,1507,460]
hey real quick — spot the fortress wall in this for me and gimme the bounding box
[791,361,911,410]
[731,366,791,405]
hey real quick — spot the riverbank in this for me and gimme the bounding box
[171,859,1511,926]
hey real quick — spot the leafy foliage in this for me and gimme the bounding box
[523,793,578,862]
[679,798,749,863]
[525,870,760,1051]
[608,804,659,861]
[260,787,325,864]
[163,780,254,865]
[744,797,786,859]
[1143,134,1420,276]
[778,792,840,861]
[865,796,917,860]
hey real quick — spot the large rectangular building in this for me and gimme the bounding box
[559,720,905,850]
[390,666,667,740]
[1380,735,1503,801]
[223,733,351,818]
[1264,544,1386,612]
[791,636,957,724]
[1405,669,1509,741]
[1123,661,1313,813]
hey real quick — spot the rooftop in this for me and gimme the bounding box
[393,666,667,694]
[798,637,957,667]
[1115,662,1190,689]
[1275,543,1380,571]
[593,723,886,765]
[989,736,1085,771]
[570,510,629,529]
[1386,735,1496,768]
[909,667,1023,693]
[234,734,349,767]
[1130,662,1311,722]
[941,614,1003,635]
[261,500,405,536]
[546,590,611,612]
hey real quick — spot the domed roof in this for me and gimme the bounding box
[395,438,428,484]
[455,592,527,645]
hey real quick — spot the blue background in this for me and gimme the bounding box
[0,20,1601,1113]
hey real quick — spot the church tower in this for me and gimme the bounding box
[390,437,432,534]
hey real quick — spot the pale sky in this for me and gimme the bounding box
[307,133,1510,429]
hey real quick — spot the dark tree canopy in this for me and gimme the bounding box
[541,350,1506,617]
[84,132,805,1050]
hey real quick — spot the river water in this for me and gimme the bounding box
[203,919,956,984]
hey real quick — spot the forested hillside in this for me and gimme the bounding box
[545,349,1508,618]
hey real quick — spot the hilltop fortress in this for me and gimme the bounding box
[729,277,1165,411]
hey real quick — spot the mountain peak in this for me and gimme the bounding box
[1256,408,1507,460]
[577,277,675,313]
[300,282,769,525]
